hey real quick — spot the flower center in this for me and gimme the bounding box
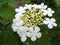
[21,8,44,27]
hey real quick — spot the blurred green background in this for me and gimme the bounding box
[0,0,60,45]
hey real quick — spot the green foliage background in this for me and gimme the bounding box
[0,0,60,45]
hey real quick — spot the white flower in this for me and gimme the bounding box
[12,24,18,32]
[13,19,24,27]
[12,19,24,32]
[15,6,26,13]
[25,4,32,9]
[43,8,54,17]
[32,4,38,9]
[43,18,57,29]
[38,3,47,10]
[15,12,23,19]
[27,26,42,41]
[15,8,20,12]
[17,26,28,42]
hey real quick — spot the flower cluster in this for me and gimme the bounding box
[12,3,57,42]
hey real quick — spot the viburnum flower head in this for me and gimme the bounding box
[12,3,57,42]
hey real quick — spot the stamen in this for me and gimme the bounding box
[21,8,44,27]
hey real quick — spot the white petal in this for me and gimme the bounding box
[52,11,55,13]
[20,26,28,31]
[26,32,31,37]
[48,24,53,29]
[35,26,40,32]
[15,20,24,27]
[32,4,38,9]
[21,11,26,13]
[43,12,47,16]
[39,3,44,9]
[51,18,56,22]
[41,3,44,6]
[52,23,57,27]
[48,8,52,11]
[36,32,42,38]
[38,5,42,9]
[45,18,50,21]
[17,29,21,35]
[18,20,24,26]
[12,24,18,32]
[31,36,36,41]
[28,27,33,32]
[43,5,47,9]
[48,13,52,17]
[15,12,23,18]
[23,7,28,10]
[15,8,19,12]
[23,26,28,31]
[18,6,26,13]
[21,36,27,42]
[27,4,32,9]
[43,20,49,25]
[19,6,23,9]
[15,22,19,26]
[43,10,47,15]
[13,19,20,23]
[25,4,28,6]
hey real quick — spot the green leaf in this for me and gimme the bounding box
[0,0,16,4]
[0,4,15,26]
[19,0,31,4]
[0,28,23,45]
